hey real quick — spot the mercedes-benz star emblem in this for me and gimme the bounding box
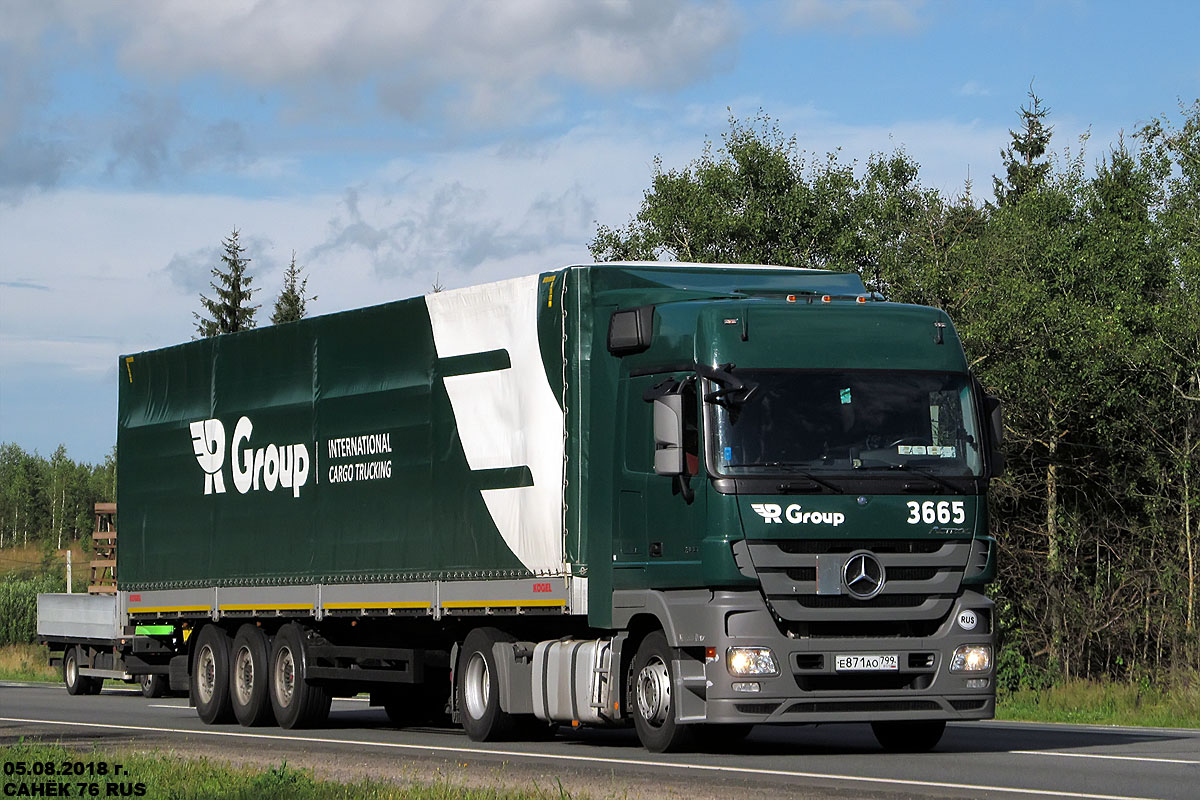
[843,551,885,599]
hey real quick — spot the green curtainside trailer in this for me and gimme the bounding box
[39,263,1004,752]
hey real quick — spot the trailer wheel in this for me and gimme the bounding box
[269,623,331,729]
[230,625,275,727]
[139,674,167,698]
[63,646,101,696]
[630,631,695,753]
[871,720,946,752]
[192,626,235,724]
[457,627,516,741]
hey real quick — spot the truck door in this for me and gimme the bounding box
[613,372,706,589]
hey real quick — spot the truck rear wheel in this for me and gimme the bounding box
[268,623,331,729]
[630,631,695,753]
[457,627,516,741]
[871,720,946,752]
[192,626,235,724]
[230,625,275,727]
[64,646,101,696]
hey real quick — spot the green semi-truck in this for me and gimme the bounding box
[38,262,1003,752]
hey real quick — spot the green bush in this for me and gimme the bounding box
[0,574,61,646]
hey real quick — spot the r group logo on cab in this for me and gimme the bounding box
[750,503,845,526]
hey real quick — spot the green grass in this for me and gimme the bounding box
[1,741,584,800]
[0,644,59,683]
[997,678,1200,728]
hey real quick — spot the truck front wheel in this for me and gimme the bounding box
[871,720,946,752]
[268,623,330,729]
[230,625,275,727]
[192,626,234,724]
[457,627,516,741]
[63,646,101,696]
[630,631,695,753]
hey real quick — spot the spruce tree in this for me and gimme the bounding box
[270,251,316,324]
[994,89,1054,206]
[195,228,259,336]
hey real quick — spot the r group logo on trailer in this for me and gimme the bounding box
[189,417,310,498]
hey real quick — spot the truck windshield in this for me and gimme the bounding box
[710,370,983,477]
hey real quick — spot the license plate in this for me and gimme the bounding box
[835,654,899,672]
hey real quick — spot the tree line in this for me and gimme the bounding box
[0,444,115,562]
[593,94,1200,687]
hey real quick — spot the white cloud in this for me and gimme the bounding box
[0,122,665,380]
[780,0,927,33]
[23,1,740,126]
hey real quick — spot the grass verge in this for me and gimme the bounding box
[997,678,1200,727]
[0,643,58,683]
[1,741,582,800]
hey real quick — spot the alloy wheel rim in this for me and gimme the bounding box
[463,652,490,720]
[636,656,671,727]
[234,646,255,706]
[197,644,216,704]
[274,646,295,708]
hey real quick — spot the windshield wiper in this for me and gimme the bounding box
[730,463,844,493]
[862,462,965,494]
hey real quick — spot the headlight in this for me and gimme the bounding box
[950,645,992,673]
[726,647,779,676]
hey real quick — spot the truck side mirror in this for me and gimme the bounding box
[984,395,1006,476]
[653,394,685,476]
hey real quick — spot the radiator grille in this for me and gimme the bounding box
[747,538,971,623]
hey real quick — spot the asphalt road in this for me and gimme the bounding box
[2,681,1197,800]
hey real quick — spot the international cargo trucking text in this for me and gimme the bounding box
[38,262,1004,752]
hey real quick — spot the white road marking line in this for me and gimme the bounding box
[146,704,190,709]
[0,716,1168,800]
[1013,750,1200,766]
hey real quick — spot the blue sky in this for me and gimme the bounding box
[1,0,1197,464]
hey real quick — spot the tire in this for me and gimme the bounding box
[230,625,275,727]
[64,646,100,696]
[192,625,235,724]
[457,627,517,741]
[630,631,695,753]
[139,673,167,699]
[871,720,947,752]
[268,623,331,730]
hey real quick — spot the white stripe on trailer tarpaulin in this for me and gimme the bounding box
[425,274,567,576]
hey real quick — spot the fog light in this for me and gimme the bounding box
[950,645,992,673]
[727,647,779,676]
[732,682,761,693]
[965,678,989,689]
